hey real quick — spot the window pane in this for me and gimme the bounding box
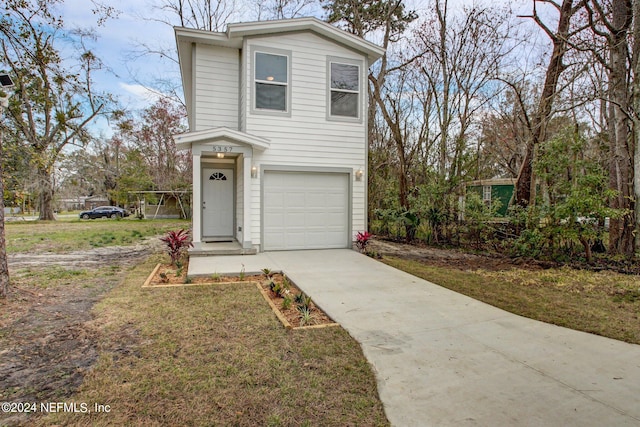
[256,83,286,110]
[331,91,358,117]
[256,53,287,83]
[331,63,358,91]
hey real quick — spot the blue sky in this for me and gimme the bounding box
[59,1,178,123]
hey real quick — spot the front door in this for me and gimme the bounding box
[202,167,234,239]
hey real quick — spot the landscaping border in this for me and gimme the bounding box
[142,264,340,330]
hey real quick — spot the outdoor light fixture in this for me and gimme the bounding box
[0,73,14,109]
[216,152,225,159]
[0,74,14,88]
[251,166,258,179]
[355,169,364,181]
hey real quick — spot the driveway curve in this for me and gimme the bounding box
[265,250,640,427]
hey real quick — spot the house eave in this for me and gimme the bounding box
[173,127,271,151]
[227,18,385,62]
[468,178,516,186]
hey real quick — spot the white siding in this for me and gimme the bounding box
[194,45,239,130]
[235,156,244,243]
[243,33,368,247]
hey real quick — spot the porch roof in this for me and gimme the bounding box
[173,127,271,151]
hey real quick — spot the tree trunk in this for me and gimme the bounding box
[607,0,635,257]
[0,126,9,298]
[632,0,640,250]
[515,0,574,207]
[37,166,55,221]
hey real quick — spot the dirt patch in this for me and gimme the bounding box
[369,238,640,274]
[0,241,157,426]
[367,238,532,272]
[145,265,335,329]
[6,238,163,269]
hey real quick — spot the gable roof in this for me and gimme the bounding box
[173,127,270,151]
[175,17,385,61]
[175,18,386,114]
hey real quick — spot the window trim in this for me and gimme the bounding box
[250,45,292,117]
[482,185,492,207]
[326,56,363,123]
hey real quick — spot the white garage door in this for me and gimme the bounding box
[263,171,350,250]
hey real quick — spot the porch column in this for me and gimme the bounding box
[242,154,252,249]
[192,153,201,245]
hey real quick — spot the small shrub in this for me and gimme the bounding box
[281,295,292,310]
[355,231,373,253]
[159,272,169,283]
[281,275,291,291]
[175,267,183,277]
[299,307,313,326]
[261,268,275,278]
[296,293,312,312]
[269,280,283,297]
[183,276,192,284]
[160,229,193,265]
[239,263,246,281]
[365,250,382,259]
[211,272,221,282]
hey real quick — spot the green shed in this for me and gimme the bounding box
[466,178,515,217]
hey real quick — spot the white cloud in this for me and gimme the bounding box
[119,82,164,106]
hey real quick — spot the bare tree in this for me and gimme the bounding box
[150,0,235,31]
[1,0,106,221]
[565,0,636,256]
[413,1,520,198]
[0,90,10,298]
[633,0,640,249]
[514,0,587,207]
[253,0,317,20]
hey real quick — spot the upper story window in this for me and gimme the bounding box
[255,51,288,112]
[327,57,362,121]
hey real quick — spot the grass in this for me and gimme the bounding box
[2,219,387,426]
[383,256,640,345]
[5,218,189,253]
[41,255,388,427]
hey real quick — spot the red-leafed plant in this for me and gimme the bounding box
[160,229,193,265]
[355,231,373,253]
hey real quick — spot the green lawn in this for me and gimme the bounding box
[383,256,640,345]
[5,218,189,253]
[2,219,388,426]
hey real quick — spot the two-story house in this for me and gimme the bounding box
[173,17,385,253]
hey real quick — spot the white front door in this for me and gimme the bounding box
[202,167,234,239]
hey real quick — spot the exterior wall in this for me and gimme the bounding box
[145,195,182,219]
[468,183,514,217]
[241,32,368,247]
[194,44,240,131]
[84,197,109,209]
[235,155,244,243]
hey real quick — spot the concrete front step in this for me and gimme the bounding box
[189,241,257,257]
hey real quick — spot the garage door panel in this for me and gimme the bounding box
[286,212,306,227]
[285,192,306,207]
[264,211,284,227]
[264,171,349,250]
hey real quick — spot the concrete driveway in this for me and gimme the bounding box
[189,249,640,426]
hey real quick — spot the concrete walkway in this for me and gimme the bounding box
[188,250,640,426]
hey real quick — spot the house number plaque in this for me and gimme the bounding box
[211,145,233,152]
